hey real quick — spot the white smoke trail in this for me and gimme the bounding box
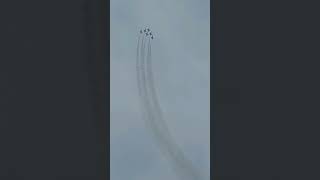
[136,34,158,138]
[137,34,165,150]
[136,32,203,180]
[146,38,203,180]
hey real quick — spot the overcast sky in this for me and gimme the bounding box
[110,0,210,179]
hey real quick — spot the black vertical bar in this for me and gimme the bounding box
[84,0,108,179]
[210,0,214,179]
[97,0,109,179]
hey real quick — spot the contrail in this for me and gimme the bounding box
[145,39,202,180]
[137,33,164,149]
[137,34,165,147]
[136,29,203,180]
[136,34,156,137]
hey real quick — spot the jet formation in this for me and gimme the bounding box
[140,27,154,39]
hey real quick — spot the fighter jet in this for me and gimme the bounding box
[147,28,150,32]
[144,29,147,33]
[151,36,154,39]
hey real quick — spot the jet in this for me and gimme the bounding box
[151,36,154,39]
[144,29,146,33]
[147,28,150,32]
[140,30,143,34]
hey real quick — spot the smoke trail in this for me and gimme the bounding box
[136,32,203,180]
[138,36,165,146]
[136,34,145,116]
[136,34,156,134]
[145,38,203,180]
[137,34,164,146]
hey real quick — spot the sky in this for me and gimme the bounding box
[110,0,210,179]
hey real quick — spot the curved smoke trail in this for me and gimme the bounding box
[136,31,203,180]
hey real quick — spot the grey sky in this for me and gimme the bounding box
[110,0,210,179]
